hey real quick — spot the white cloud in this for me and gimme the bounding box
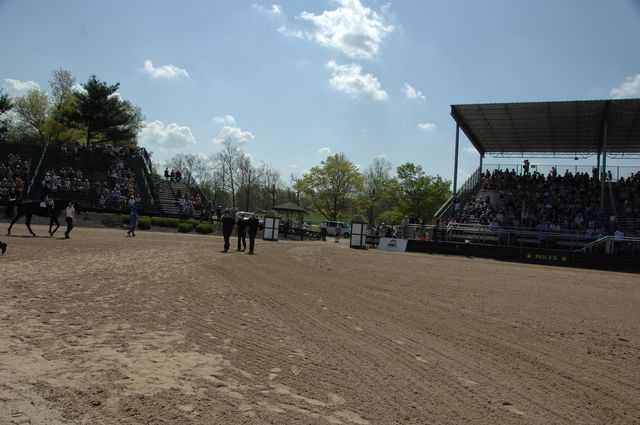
[252,4,283,15]
[72,83,87,95]
[213,125,255,145]
[138,121,197,150]
[3,79,40,97]
[463,146,477,154]
[402,82,425,101]
[297,0,393,60]
[290,164,298,169]
[142,60,190,80]
[418,122,436,132]
[277,25,310,39]
[457,168,471,183]
[326,60,388,101]
[377,153,387,160]
[610,74,640,99]
[214,115,237,126]
[318,147,331,155]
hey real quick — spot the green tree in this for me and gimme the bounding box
[0,89,13,140]
[65,75,144,145]
[395,163,451,220]
[49,68,75,108]
[14,88,49,143]
[294,153,364,220]
[363,156,395,224]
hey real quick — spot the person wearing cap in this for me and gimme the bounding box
[236,212,247,252]
[127,206,138,237]
[220,209,235,252]
[246,213,260,255]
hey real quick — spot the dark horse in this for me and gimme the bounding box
[7,199,80,237]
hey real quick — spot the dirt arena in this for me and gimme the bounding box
[1,222,639,425]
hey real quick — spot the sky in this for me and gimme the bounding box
[1,0,640,186]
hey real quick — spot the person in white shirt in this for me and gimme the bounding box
[64,201,76,239]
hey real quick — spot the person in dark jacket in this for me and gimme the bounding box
[127,206,138,237]
[220,209,235,252]
[236,213,247,252]
[246,213,260,255]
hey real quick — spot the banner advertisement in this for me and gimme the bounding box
[378,237,408,253]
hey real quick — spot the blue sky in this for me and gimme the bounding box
[1,0,640,185]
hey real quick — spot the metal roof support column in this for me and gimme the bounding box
[596,152,601,181]
[479,152,484,174]
[453,124,460,195]
[600,121,608,213]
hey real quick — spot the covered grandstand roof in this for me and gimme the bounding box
[451,98,640,158]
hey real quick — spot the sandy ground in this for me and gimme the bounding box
[1,220,639,425]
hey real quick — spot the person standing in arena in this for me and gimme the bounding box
[127,206,138,237]
[236,212,247,252]
[246,213,260,255]
[220,209,235,253]
[64,200,76,239]
[335,223,341,243]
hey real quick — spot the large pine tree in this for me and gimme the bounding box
[65,75,143,145]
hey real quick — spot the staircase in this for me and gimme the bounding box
[155,179,181,216]
[434,166,483,221]
[124,154,157,215]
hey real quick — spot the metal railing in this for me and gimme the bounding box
[434,165,482,220]
[576,235,640,255]
[431,222,597,251]
[26,142,48,198]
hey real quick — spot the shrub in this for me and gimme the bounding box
[138,216,151,230]
[102,216,120,227]
[121,215,130,225]
[165,218,179,228]
[195,223,213,234]
[186,219,200,227]
[178,222,194,233]
[151,217,166,227]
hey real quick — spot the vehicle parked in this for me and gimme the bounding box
[322,221,351,238]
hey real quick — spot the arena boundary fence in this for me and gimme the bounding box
[392,223,640,272]
[405,239,639,273]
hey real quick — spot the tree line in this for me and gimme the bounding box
[168,149,451,225]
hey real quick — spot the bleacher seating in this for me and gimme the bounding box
[450,168,640,238]
[1,143,211,217]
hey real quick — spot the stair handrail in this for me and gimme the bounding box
[434,165,482,220]
[26,141,48,198]
[181,168,210,205]
[575,235,611,252]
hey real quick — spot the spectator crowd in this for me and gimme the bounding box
[0,153,30,203]
[452,167,640,237]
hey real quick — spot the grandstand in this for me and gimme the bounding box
[0,142,207,218]
[423,99,640,271]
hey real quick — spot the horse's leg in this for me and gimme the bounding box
[25,213,37,236]
[50,216,60,236]
[7,212,22,236]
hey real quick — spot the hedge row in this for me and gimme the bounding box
[113,215,211,233]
